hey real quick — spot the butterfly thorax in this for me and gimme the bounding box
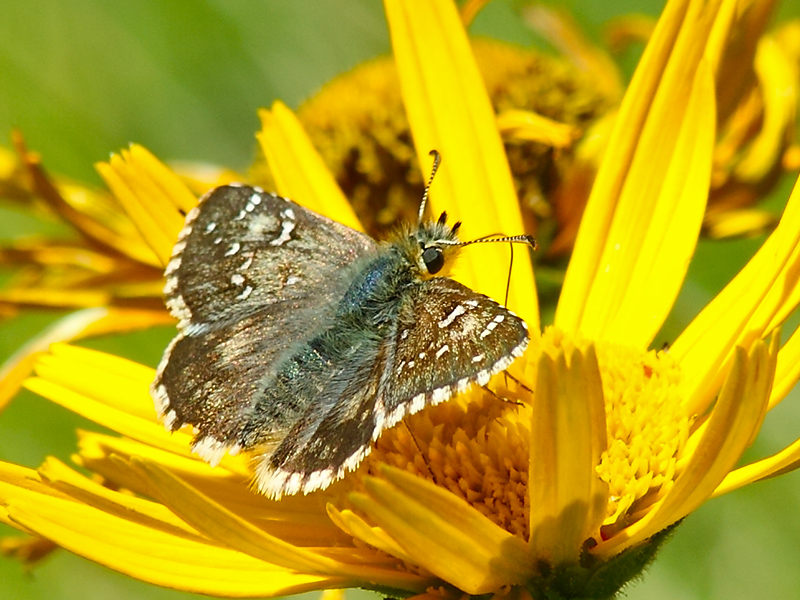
[336,218,462,328]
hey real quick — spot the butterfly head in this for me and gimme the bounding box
[407,210,463,277]
[395,149,537,279]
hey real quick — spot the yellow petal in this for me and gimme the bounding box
[37,457,205,539]
[702,208,777,239]
[257,102,362,230]
[77,429,236,482]
[5,493,338,598]
[528,345,608,563]
[769,324,800,410]
[131,458,427,592]
[13,133,158,266]
[578,61,716,347]
[96,145,196,267]
[0,308,172,415]
[732,35,797,182]
[384,0,538,328]
[713,436,800,497]
[326,506,416,565]
[24,345,252,476]
[496,109,579,148]
[349,465,533,594]
[557,0,723,338]
[672,175,800,415]
[74,432,350,548]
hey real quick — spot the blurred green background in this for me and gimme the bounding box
[1,1,800,599]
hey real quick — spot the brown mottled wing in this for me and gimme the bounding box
[151,184,376,458]
[379,277,529,425]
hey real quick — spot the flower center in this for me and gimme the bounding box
[345,327,690,543]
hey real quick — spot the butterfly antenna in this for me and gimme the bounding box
[418,149,442,223]
[460,233,538,252]
[458,232,538,306]
[505,242,514,308]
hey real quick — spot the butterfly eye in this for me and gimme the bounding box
[422,246,445,274]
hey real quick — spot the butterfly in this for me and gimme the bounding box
[151,152,534,498]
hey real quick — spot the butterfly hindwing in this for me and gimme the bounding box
[247,278,529,496]
[248,331,391,496]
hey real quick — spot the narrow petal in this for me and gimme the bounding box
[37,457,206,540]
[75,432,252,497]
[672,175,800,415]
[5,495,338,598]
[13,133,157,266]
[0,461,65,522]
[769,324,800,410]
[594,336,776,557]
[580,61,715,347]
[349,466,533,594]
[713,436,800,497]
[384,0,538,328]
[0,308,172,414]
[26,346,178,431]
[257,102,362,230]
[326,506,416,565]
[495,109,578,148]
[556,0,722,338]
[96,145,196,266]
[77,436,352,550]
[528,345,608,563]
[132,459,427,592]
[24,345,251,476]
[731,35,798,182]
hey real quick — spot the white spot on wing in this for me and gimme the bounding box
[236,285,254,300]
[439,304,466,328]
[270,220,295,246]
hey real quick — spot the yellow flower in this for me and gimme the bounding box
[3,0,800,599]
[0,135,238,412]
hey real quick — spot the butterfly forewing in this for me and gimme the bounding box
[153,185,376,457]
[164,184,375,327]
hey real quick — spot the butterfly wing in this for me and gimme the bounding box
[152,184,377,462]
[251,276,529,497]
[249,331,391,497]
[380,277,529,425]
